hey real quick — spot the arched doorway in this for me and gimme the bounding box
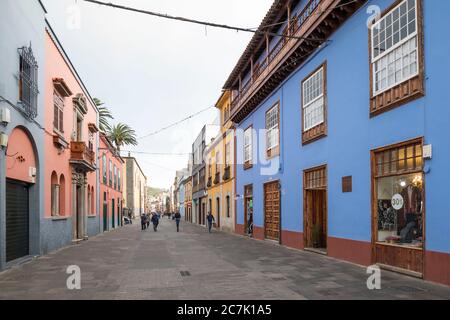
[5,127,39,262]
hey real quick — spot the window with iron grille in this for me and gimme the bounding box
[372,0,418,95]
[265,104,279,156]
[302,67,324,131]
[53,90,64,133]
[18,45,39,119]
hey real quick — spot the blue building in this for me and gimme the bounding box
[225,0,450,286]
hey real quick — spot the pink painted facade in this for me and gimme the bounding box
[44,27,99,240]
[99,133,124,231]
[6,127,37,184]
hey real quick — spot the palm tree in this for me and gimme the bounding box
[94,98,114,133]
[108,123,138,152]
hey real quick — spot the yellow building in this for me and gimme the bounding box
[205,90,235,232]
[184,177,192,222]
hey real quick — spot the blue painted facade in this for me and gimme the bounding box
[233,0,450,282]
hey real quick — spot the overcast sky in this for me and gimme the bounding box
[42,0,272,189]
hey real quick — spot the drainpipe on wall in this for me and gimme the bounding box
[0,146,6,270]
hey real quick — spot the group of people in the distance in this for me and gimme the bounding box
[140,211,182,232]
[140,210,216,234]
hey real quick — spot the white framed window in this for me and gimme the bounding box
[302,67,324,131]
[225,142,231,166]
[215,150,221,174]
[109,160,113,186]
[51,184,60,216]
[372,0,418,95]
[265,104,279,153]
[114,165,117,189]
[244,127,252,165]
[102,154,107,184]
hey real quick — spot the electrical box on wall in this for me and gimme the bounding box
[0,132,8,148]
[423,144,432,159]
[29,167,37,183]
[0,106,11,125]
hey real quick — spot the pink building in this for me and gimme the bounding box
[43,23,99,246]
[99,133,124,231]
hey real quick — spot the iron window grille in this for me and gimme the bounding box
[18,45,39,119]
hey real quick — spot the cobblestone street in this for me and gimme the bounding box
[0,218,449,300]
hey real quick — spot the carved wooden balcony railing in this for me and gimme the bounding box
[69,141,96,172]
[222,166,231,181]
[229,0,366,123]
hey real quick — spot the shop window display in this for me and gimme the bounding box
[374,140,424,249]
[377,173,423,248]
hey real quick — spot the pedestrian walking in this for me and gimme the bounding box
[175,212,181,232]
[206,212,215,233]
[146,213,150,229]
[140,213,147,231]
[151,213,159,232]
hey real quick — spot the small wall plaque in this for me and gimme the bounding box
[342,176,352,193]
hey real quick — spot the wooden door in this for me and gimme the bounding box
[303,166,328,249]
[264,181,280,241]
[305,190,327,249]
[103,203,108,231]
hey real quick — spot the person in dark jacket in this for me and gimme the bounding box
[151,213,159,232]
[146,213,150,229]
[174,212,181,232]
[206,212,215,233]
[140,214,147,231]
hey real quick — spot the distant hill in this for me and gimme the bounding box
[146,187,167,198]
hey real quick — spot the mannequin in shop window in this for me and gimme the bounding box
[398,181,423,244]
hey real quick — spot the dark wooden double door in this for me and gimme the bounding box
[264,181,280,241]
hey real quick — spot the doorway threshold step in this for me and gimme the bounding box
[304,247,328,255]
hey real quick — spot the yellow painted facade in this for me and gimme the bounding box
[184,179,192,222]
[205,90,235,232]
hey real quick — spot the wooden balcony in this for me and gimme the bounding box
[222,166,231,181]
[229,0,367,123]
[69,141,96,172]
[213,172,220,185]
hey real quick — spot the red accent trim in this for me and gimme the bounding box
[235,224,245,235]
[328,237,372,266]
[424,250,450,286]
[253,226,265,240]
[281,230,304,250]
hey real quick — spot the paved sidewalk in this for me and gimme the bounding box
[0,218,449,300]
